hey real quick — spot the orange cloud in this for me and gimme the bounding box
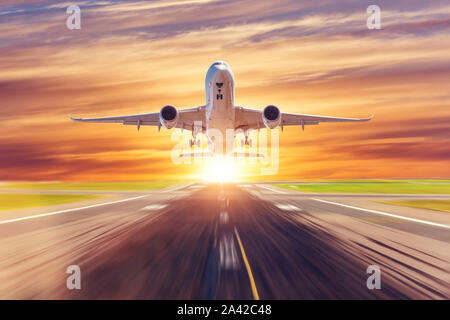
[0,0,449,181]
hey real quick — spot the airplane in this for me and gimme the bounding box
[71,61,372,156]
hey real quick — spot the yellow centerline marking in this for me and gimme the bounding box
[234,227,260,300]
[213,221,218,247]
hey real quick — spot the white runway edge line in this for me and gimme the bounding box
[0,195,149,225]
[161,183,194,193]
[312,198,450,230]
[256,184,286,194]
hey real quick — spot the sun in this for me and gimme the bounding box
[201,156,240,182]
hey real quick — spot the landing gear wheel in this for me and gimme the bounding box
[243,136,251,147]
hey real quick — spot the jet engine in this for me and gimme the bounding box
[262,105,281,129]
[159,105,179,129]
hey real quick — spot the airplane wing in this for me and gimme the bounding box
[235,107,373,131]
[70,106,206,131]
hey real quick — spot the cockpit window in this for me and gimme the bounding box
[212,61,229,67]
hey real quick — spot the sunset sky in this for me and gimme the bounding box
[0,0,449,181]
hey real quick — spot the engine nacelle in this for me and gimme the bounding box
[262,105,281,129]
[159,105,179,129]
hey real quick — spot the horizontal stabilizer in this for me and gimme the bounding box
[179,152,265,158]
[179,152,214,158]
[232,152,265,158]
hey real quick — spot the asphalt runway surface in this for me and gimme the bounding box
[0,183,448,299]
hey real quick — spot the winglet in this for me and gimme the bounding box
[69,114,83,122]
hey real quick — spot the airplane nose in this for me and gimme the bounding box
[214,67,233,82]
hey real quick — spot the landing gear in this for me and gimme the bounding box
[189,138,201,148]
[190,123,202,148]
[241,136,252,148]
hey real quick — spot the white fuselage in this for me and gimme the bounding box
[204,61,236,155]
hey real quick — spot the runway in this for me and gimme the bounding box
[0,183,448,299]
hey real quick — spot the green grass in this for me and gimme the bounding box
[276,182,450,194]
[0,194,103,212]
[0,181,178,191]
[279,179,450,183]
[376,200,450,213]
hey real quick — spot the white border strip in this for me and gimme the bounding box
[0,195,149,225]
[312,198,450,229]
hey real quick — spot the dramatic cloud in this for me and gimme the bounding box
[0,0,449,180]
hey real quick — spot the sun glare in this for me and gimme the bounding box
[201,156,239,182]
